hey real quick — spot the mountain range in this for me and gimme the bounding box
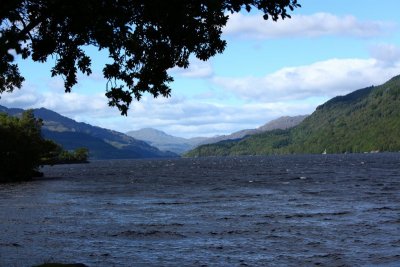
[0,106,177,159]
[11,67,393,160]
[126,115,307,154]
[185,74,400,157]
[126,128,208,155]
[1,104,307,158]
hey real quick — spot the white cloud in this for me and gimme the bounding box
[370,43,400,67]
[0,83,115,119]
[0,85,41,108]
[3,54,400,138]
[169,58,213,78]
[3,44,400,139]
[0,82,316,137]
[97,95,315,138]
[212,57,400,102]
[39,92,109,115]
[224,12,393,39]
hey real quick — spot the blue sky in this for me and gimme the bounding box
[1,0,400,138]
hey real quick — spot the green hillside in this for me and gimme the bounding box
[185,75,400,157]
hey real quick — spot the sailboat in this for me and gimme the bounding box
[322,149,327,155]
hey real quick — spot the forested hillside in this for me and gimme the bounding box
[185,75,400,157]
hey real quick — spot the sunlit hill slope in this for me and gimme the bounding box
[185,75,400,157]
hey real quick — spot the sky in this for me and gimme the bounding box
[1,0,400,138]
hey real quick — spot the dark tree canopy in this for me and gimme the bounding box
[0,0,300,114]
[0,110,89,182]
[0,110,58,182]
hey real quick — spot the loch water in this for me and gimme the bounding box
[1,153,400,266]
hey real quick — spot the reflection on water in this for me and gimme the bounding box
[1,154,400,266]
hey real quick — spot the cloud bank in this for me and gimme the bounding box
[213,55,400,103]
[0,83,314,138]
[169,58,213,78]
[2,49,399,138]
[224,12,393,39]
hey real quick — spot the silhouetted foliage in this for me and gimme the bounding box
[0,110,89,182]
[0,0,300,114]
[0,110,59,182]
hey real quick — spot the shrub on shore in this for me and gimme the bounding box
[0,110,88,183]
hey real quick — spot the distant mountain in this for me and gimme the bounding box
[185,75,400,157]
[126,128,207,154]
[199,115,308,145]
[127,116,307,154]
[0,106,177,159]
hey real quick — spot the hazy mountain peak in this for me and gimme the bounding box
[126,115,308,154]
[126,128,200,155]
[127,128,186,143]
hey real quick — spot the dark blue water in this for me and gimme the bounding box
[1,154,400,266]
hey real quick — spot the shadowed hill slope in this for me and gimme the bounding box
[0,106,177,159]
